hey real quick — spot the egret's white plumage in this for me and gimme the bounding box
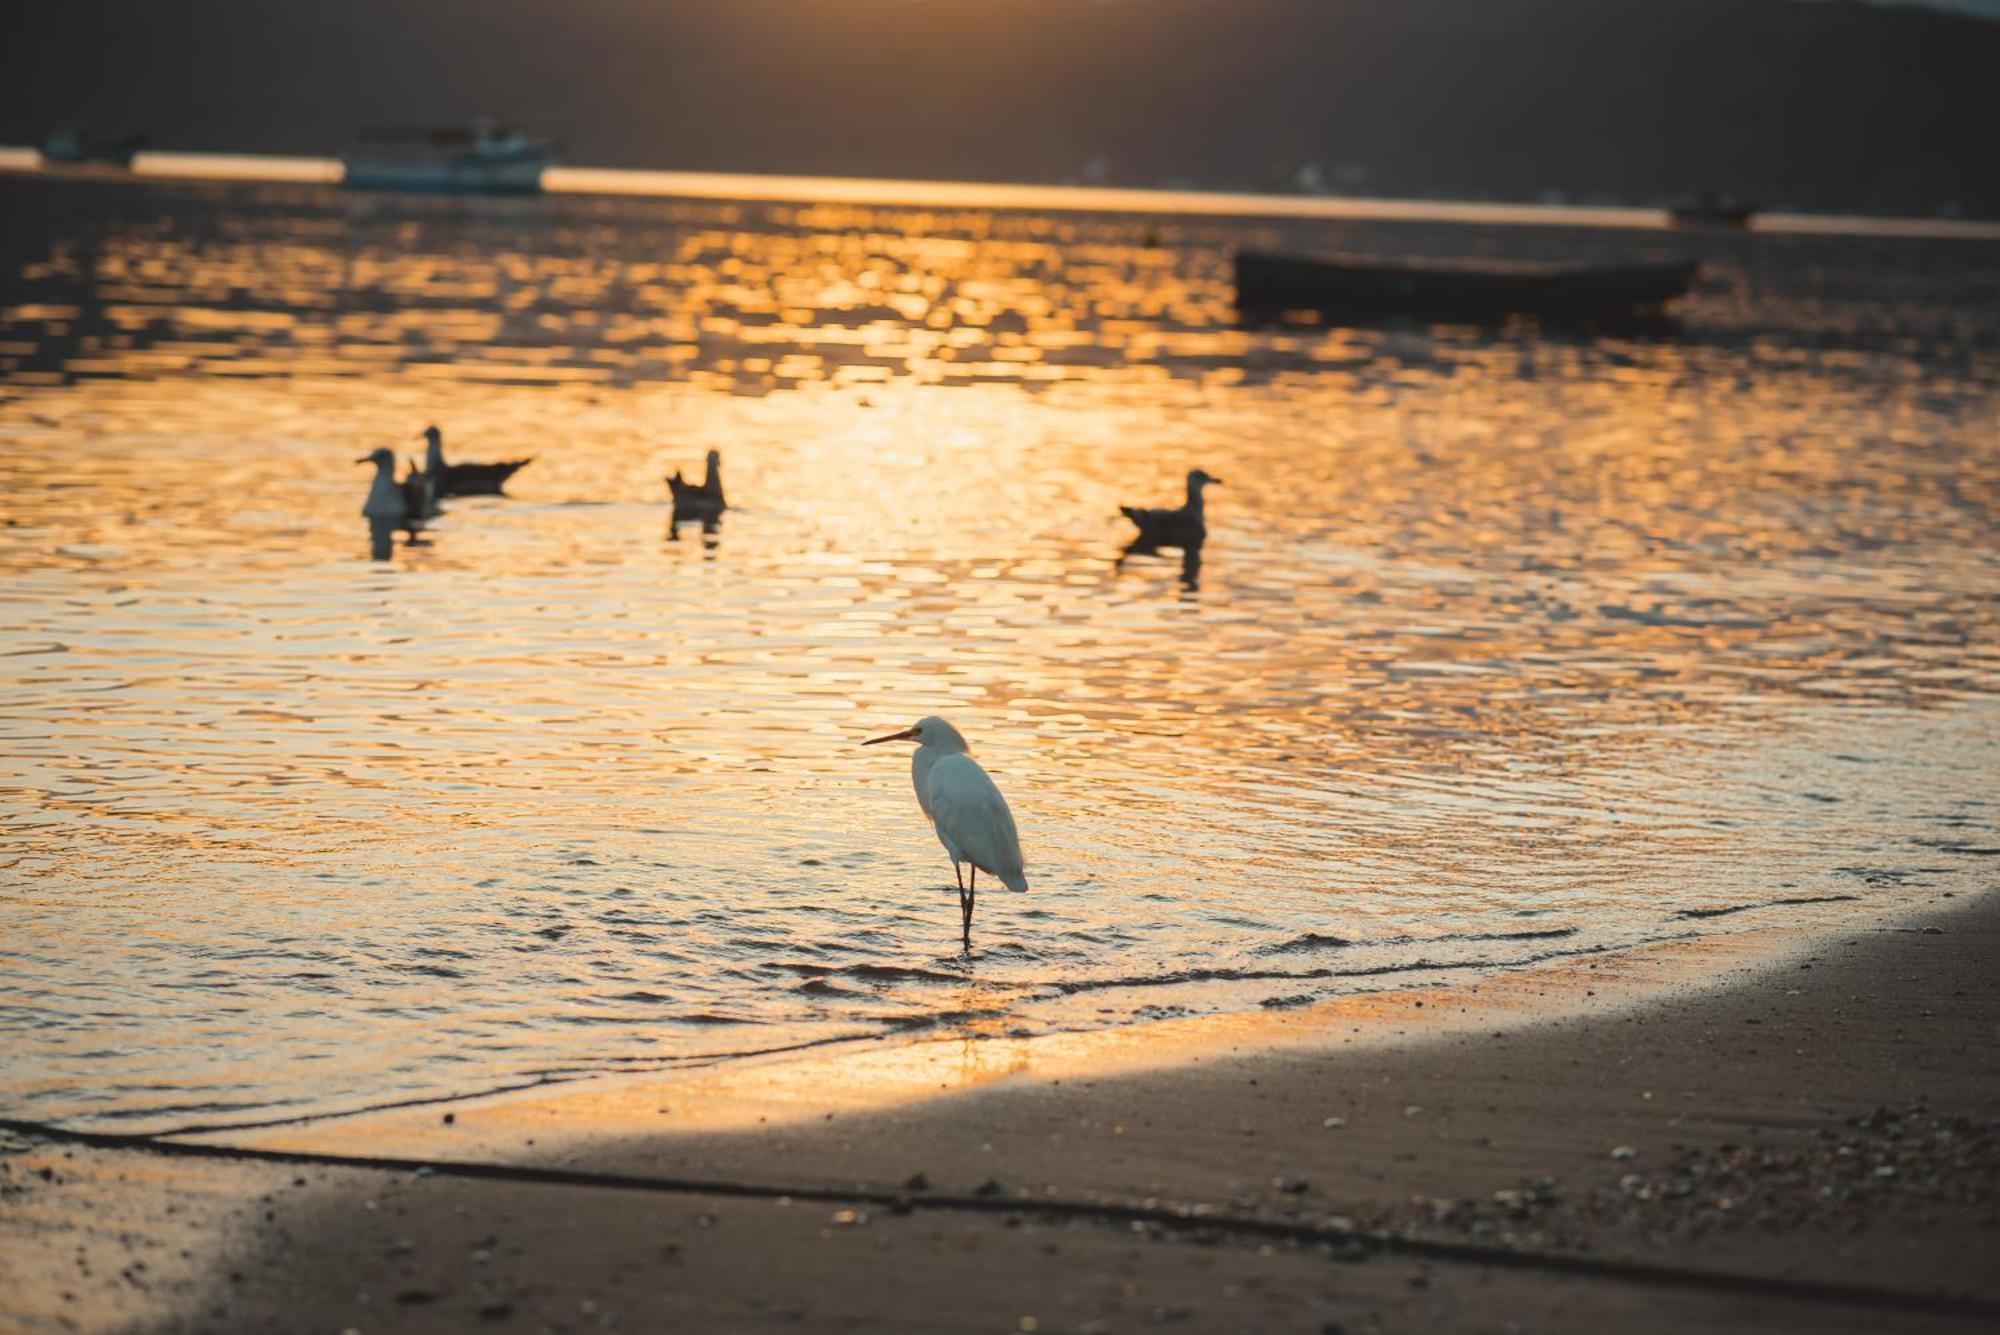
[865,715,1028,947]
[927,753,1028,892]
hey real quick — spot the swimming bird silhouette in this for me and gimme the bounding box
[1121,468,1221,549]
[864,716,1028,950]
[667,449,726,515]
[421,425,531,496]
[358,447,430,559]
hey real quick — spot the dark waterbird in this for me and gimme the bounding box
[1233,250,1698,322]
[421,425,532,496]
[667,449,726,515]
[1120,469,1221,550]
[358,447,433,559]
[667,449,726,542]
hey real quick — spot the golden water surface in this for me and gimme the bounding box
[1,172,1996,1132]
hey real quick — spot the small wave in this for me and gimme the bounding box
[1044,937,1625,1000]
[1449,927,1578,943]
[1833,866,1932,887]
[1256,932,1354,957]
[884,1007,1009,1031]
[839,963,973,985]
[1047,965,1322,996]
[672,1012,757,1026]
[1257,926,1572,959]
[1674,894,1860,920]
[1376,927,1579,946]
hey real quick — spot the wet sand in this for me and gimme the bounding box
[4,889,1996,1333]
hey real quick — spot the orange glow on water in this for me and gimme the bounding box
[2,172,1996,1132]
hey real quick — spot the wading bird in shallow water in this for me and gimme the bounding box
[864,716,1028,951]
[1120,468,1221,550]
[420,424,532,496]
[357,447,430,559]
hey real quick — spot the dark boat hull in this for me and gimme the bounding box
[341,156,550,195]
[1234,250,1699,320]
[1669,205,1756,229]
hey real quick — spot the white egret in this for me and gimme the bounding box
[864,716,1028,950]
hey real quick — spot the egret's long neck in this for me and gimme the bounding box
[703,455,721,490]
[1186,479,1206,515]
[921,724,970,758]
[424,436,445,473]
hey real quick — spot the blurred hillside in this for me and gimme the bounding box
[5,0,1997,216]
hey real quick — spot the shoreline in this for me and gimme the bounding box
[6,154,1999,242]
[3,887,1994,1332]
[178,900,1914,1156]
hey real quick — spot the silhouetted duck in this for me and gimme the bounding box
[667,449,725,516]
[421,425,531,496]
[1120,468,1221,550]
[358,447,430,559]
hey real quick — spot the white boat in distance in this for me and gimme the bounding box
[341,121,560,195]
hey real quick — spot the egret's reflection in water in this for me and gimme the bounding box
[1,174,1995,1132]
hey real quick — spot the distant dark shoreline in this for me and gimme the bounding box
[7,0,1998,220]
[5,154,1998,243]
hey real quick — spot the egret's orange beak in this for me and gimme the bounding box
[862,727,921,746]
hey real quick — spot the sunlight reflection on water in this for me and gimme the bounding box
[1,173,1996,1131]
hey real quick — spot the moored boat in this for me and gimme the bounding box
[1668,193,1757,229]
[41,125,147,168]
[341,121,560,195]
[1234,249,1700,321]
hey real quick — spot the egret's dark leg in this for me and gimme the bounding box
[953,861,968,946]
[963,867,977,951]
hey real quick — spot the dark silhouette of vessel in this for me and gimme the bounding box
[1235,250,1699,321]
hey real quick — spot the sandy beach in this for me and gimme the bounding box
[5,888,1994,1333]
